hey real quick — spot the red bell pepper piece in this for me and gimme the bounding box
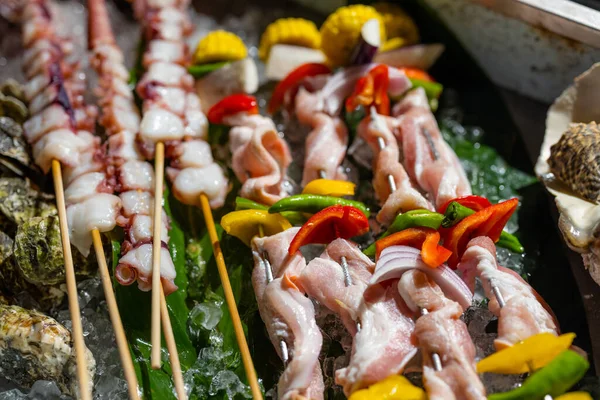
[268,63,331,114]
[288,205,369,255]
[375,227,451,268]
[207,94,258,124]
[345,65,390,115]
[399,67,434,82]
[445,198,519,267]
[438,195,492,214]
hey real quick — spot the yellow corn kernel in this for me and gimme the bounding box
[373,2,420,45]
[320,5,386,68]
[193,30,247,65]
[259,18,321,61]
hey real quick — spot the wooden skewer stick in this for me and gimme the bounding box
[151,142,186,398]
[51,159,92,400]
[91,229,141,400]
[199,194,263,400]
[160,288,187,400]
[151,142,165,369]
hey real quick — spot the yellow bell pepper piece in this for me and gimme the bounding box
[381,37,406,53]
[302,179,356,197]
[556,392,593,400]
[193,30,247,64]
[259,18,321,61]
[348,375,426,400]
[320,5,386,67]
[477,332,576,374]
[220,209,291,246]
[372,2,419,45]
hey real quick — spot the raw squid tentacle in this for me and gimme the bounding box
[133,0,228,210]
[20,0,121,263]
[89,0,177,294]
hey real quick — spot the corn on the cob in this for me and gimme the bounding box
[373,2,420,46]
[259,18,321,61]
[320,5,386,67]
[193,30,248,65]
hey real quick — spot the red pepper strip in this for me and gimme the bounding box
[268,63,331,114]
[207,94,258,124]
[400,67,435,82]
[445,198,519,267]
[288,205,369,255]
[375,227,451,268]
[345,65,390,115]
[438,195,492,214]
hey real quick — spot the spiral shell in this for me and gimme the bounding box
[548,122,600,203]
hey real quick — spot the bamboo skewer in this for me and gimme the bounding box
[159,287,187,400]
[151,142,165,369]
[91,229,141,400]
[52,160,92,400]
[199,193,263,400]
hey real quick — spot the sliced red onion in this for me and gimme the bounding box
[374,43,445,71]
[370,245,473,311]
[317,64,412,116]
[350,18,381,66]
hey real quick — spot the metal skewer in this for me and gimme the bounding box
[371,107,442,372]
[317,169,354,288]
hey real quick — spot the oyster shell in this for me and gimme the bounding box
[0,116,31,169]
[536,62,600,285]
[0,304,96,396]
[547,122,600,204]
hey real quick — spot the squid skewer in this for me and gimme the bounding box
[132,2,260,397]
[87,0,186,396]
[18,1,109,397]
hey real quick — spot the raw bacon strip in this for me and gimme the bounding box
[251,229,324,400]
[357,109,434,225]
[394,88,471,209]
[295,88,348,186]
[89,0,177,294]
[134,0,226,209]
[297,238,374,335]
[398,270,486,400]
[335,283,417,396]
[457,237,558,349]
[224,113,292,206]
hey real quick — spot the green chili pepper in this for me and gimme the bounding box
[188,61,229,78]
[442,201,476,228]
[269,194,370,218]
[409,78,443,100]
[488,350,589,400]
[442,201,524,254]
[343,105,366,142]
[235,197,268,211]
[363,210,444,257]
[235,196,304,225]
